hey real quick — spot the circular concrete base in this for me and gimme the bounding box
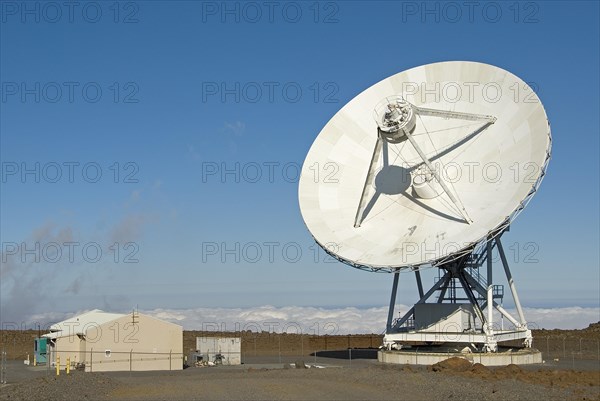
[378,348,542,366]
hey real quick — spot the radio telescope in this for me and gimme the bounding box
[299,61,551,354]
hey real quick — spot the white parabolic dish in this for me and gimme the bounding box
[299,61,551,271]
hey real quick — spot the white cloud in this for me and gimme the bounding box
[9,305,598,334]
[521,306,600,330]
[109,214,146,244]
[220,121,246,154]
[223,121,245,137]
[187,144,201,160]
[142,305,599,334]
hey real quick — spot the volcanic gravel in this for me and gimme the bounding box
[0,370,118,401]
[2,361,598,401]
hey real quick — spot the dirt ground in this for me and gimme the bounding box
[1,358,599,401]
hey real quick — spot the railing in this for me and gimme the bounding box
[391,316,414,331]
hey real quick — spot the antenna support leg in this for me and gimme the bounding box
[383,231,532,352]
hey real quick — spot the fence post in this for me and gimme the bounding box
[90,349,93,373]
[130,349,133,372]
[169,350,172,371]
[66,357,70,375]
[1,350,7,384]
[349,348,352,366]
[56,356,60,376]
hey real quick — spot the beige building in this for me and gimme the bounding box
[43,309,183,372]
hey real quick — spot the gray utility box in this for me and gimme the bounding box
[195,337,241,365]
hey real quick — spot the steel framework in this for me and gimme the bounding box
[382,230,532,352]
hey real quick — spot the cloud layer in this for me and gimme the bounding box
[13,305,600,334]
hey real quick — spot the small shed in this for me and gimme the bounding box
[195,337,241,365]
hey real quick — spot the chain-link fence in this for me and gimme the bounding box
[75,349,184,372]
[534,336,600,370]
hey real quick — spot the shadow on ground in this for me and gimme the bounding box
[311,349,378,360]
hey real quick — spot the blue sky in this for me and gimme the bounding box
[1,1,599,329]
